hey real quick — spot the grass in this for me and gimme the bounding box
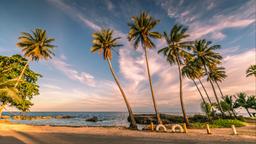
[190,119,247,129]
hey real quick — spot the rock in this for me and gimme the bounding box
[0,115,10,119]
[55,115,74,119]
[129,114,184,124]
[86,116,98,122]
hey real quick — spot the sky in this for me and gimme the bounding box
[0,0,255,113]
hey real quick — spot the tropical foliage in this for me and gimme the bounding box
[0,55,41,117]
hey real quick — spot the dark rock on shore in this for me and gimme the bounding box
[86,116,98,122]
[128,114,208,124]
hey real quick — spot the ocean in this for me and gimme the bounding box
[3,112,130,127]
[3,111,250,128]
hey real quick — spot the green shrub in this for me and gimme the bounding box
[189,115,208,123]
[190,122,207,129]
[212,119,246,128]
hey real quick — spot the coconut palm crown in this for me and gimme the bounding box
[246,64,256,77]
[208,66,227,82]
[16,28,56,61]
[91,29,122,60]
[127,11,161,49]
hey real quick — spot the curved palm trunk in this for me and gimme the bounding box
[0,101,7,118]
[245,108,252,117]
[176,57,189,126]
[107,58,137,129]
[231,109,237,118]
[192,80,206,105]
[203,64,225,116]
[144,48,162,124]
[198,79,212,105]
[215,81,224,98]
[14,60,30,87]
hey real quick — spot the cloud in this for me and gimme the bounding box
[47,0,101,31]
[159,0,255,40]
[41,84,62,90]
[51,56,96,87]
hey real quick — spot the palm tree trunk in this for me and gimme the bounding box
[144,48,162,124]
[231,109,237,118]
[0,101,7,118]
[203,64,225,116]
[227,110,232,117]
[14,60,30,87]
[107,58,137,129]
[198,79,212,105]
[215,81,224,98]
[192,79,206,105]
[176,57,189,126]
[245,108,252,117]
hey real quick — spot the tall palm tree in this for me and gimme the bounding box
[208,66,227,98]
[192,39,225,116]
[16,28,56,87]
[235,92,253,117]
[127,12,162,124]
[246,64,256,77]
[90,29,137,129]
[222,95,237,118]
[182,60,207,106]
[158,24,192,126]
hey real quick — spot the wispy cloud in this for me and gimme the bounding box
[159,0,255,40]
[47,0,101,31]
[41,84,62,90]
[51,56,96,87]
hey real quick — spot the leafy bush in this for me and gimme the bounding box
[189,114,208,123]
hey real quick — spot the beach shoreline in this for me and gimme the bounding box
[0,122,255,144]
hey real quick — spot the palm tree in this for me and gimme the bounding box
[222,95,237,118]
[90,29,137,129]
[246,64,256,77]
[158,24,192,126]
[16,28,56,87]
[235,92,253,117]
[208,66,227,98]
[247,95,256,111]
[192,39,225,116]
[127,12,162,124]
[182,60,207,107]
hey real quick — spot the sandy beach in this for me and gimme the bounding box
[0,123,255,144]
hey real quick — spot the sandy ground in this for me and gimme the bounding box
[0,123,255,144]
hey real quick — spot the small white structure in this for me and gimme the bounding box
[172,124,184,133]
[156,124,167,132]
[231,125,238,135]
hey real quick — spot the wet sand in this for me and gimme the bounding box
[0,123,255,144]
